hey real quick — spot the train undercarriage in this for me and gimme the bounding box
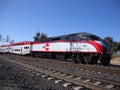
[73,53,111,66]
[32,52,111,66]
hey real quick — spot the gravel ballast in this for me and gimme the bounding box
[0,60,75,90]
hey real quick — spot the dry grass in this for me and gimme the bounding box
[111,56,120,65]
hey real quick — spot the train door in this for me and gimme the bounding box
[76,35,81,52]
[30,42,32,55]
[73,35,89,63]
[12,48,14,54]
[21,47,22,55]
[76,35,89,52]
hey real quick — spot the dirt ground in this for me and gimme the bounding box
[111,56,120,65]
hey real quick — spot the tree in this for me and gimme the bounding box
[104,37,120,54]
[41,33,47,40]
[33,32,47,41]
[112,41,118,53]
[117,42,120,51]
[104,37,113,45]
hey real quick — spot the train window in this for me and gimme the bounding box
[51,37,61,41]
[88,35,101,40]
[24,46,29,49]
[67,35,76,40]
[76,35,88,41]
[80,36,88,40]
[15,49,20,51]
[77,34,101,41]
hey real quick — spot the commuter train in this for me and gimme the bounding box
[0,32,111,65]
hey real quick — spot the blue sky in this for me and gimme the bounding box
[0,0,120,44]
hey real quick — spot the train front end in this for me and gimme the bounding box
[75,33,111,66]
[94,40,111,65]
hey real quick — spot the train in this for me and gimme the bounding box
[0,32,111,65]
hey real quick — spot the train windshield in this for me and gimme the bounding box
[87,35,101,40]
[77,34,101,41]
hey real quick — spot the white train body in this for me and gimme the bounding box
[0,45,9,53]
[11,42,31,55]
[32,41,97,53]
[0,42,31,55]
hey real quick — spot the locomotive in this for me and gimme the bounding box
[0,32,111,65]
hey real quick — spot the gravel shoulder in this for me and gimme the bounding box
[111,56,120,65]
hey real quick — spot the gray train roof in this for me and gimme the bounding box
[49,32,96,39]
[38,32,101,42]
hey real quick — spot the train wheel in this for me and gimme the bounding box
[73,55,80,63]
[81,59,86,64]
[81,56,91,64]
[60,54,65,60]
[93,59,98,64]
[100,58,110,66]
[55,54,58,59]
[90,57,98,64]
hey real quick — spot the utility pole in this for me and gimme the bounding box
[0,34,14,44]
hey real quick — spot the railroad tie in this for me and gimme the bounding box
[106,84,115,89]
[63,83,72,87]
[41,75,47,78]
[83,79,91,83]
[54,72,61,75]
[98,72,101,74]
[54,80,62,84]
[47,77,54,80]
[60,73,67,76]
[45,69,51,72]
[74,77,82,80]
[72,86,84,90]
[51,71,56,73]
[66,75,74,78]
[93,81,102,85]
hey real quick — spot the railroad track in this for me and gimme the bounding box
[4,54,120,76]
[0,55,120,90]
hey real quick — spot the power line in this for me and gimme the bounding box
[0,34,14,43]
